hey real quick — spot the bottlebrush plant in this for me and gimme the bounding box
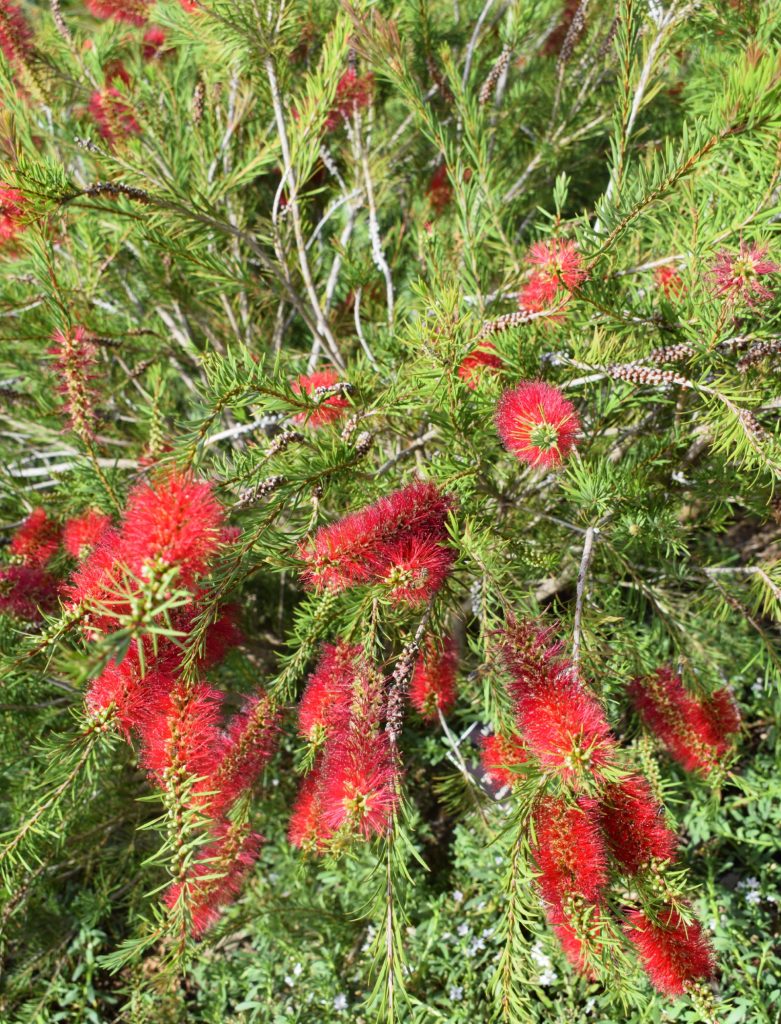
[0,1,780,1023]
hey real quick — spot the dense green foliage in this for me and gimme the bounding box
[1,0,780,1021]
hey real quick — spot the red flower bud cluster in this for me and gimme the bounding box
[409,635,458,720]
[458,342,503,389]
[299,481,455,607]
[290,643,399,851]
[629,666,741,774]
[498,620,712,993]
[496,380,580,468]
[2,509,63,619]
[325,70,373,130]
[518,239,587,315]
[85,0,152,25]
[0,183,27,245]
[655,264,683,298]
[0,1,32,72]
[89,64,141,145]
[291,368,350,427]
[63,509,111,559]
[63,470,280,934]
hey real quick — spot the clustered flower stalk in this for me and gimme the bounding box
[60,470,281,936]
[494,619,723,997]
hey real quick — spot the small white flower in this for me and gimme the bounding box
[441,931,452,941]
[530,941,551,968]
[745,889,762,905]
[538,968,558,987]
[293,962,303,977]
[448,985,464,1002]
[495,855,503,865]
[284,976,295,988]
[457,923,471,938]
[333,994,348,1012]
[452,890,464,903]
[585,996,596,1015]
[482,927,494,938]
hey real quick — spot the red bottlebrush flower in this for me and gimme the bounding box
[533,796,608,912]
[325,70,373,130]
[139,681,223,784]
[496,380,581,468]
[711,242,778,306]
[121,471,224,584]
[86,657,174,735]
[180,0,198,10]
[320,733,399,840]
[0,2,32,69]
[599,775,678,874]
[298,642,363,740]
[479,731,528,788]
[0,564,58,619]
[528,238,587,293]
[629,667,741,774]
[499,618,615,781]
[409,635,458,720]
[63,509,112,560]
[516,678,616,781]
[164,824,263,937]
[84,0,152,26]
[426,163,453,214]
[48,327,98,438]
[457,343,503,388]
[517,272,559,314]
[205,693,280,815]
[9,508,61,567]
[0,183,27,244]
[299,481,454,593]
[89,66,140,144]
[625,906,714,996]
[291,369,350,427]
[655,264,683,298]
[62,526,121,611]
[142,26,168,59]
[375,534,454,607]
[289,768,332,850]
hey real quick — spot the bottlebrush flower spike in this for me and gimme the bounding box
[375,534,454,607]
[711,242,778,306]
[299,481,454,593]
[85,0,152,25]
[205,693,281,815]
[139,682,223,785]
[0,565,58,619]
[0,183,27,244]
[527,238,587,292]
[88,65,140,145]
[516,678,617,781]
[63,510,111,560]
[496,381,581,468]
[655,264,683,298]
[121,470,224,585]
[297,642,363,740]
[426,163,453,214]
[625,905,714,996]
[142,26,168,60]
[458,343,503,388]
[86,658,174,736]
[533,796,608,912]
[517,272,559,313]
[292,369,350,427]
[409,635,458,720]
[320,733,399,840]
[164,823,263,937]
[479,731,528,788]
[599,775,678,874]
[289,769,331,851]
[629,666,741,774]
[0,2,32,70]
[9,508,61,567]
[325,70,373,130]
[48,327,98,439]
